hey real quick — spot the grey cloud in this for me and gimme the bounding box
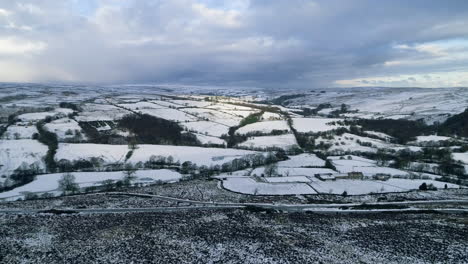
[0,0,467,87]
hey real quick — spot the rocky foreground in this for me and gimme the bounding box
[1,209,467,263]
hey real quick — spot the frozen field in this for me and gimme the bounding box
[56,143,260,167]
[236,120,290,134]
[0,169,182,200]
[0,140,48,180]
[182,121,230,137]
[16,108,73,122]
[1,125,37,140]
[1,85,467,202]
[278,154,326,167]
[238,134,298,150]
[222,177,317,195]
[194,134,226,145]
[292,118,344,133]
[329,156,409,176]
[250,167,336,177]
[221,176,461,195]
[44,118,84,140]
[453,152,468,164]
[416,135,452,142]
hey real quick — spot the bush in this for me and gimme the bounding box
[119,114,200,146]
[419,182,428,191]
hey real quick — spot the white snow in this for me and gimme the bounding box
[329,155,409,176]
[292,118,344,133]
[0,169,182,200]
[44,118,84,140]
[57,143,261,167]
[265,176,311,183]
[182,121,230,137]
[170,100,213,108]
[118,101,165,110]
[309,179,460,195]
[453,152,468,164]
[194,134,226,145]
[56,143,129,164]
[16,108,73,122]
[139,108,197,122]
[236,120,290,135]
[222,177,317,195]
[238,134,298,150]
[17,112,55,122]
[0,140,48,179]
[183,108,242,126]
[1,125,37,139]
[250,167,336,177]
[262,112,282,120]
[416,135,452,142]
[220,176,461,196]
[278,154,326,167]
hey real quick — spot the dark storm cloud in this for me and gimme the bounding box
[0,0,467,87]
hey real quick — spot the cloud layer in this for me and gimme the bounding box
[1,0,468,88]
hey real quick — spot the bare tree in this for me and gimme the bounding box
[58,173,79,194]
[264,163,278,177]
[123,163,137,186]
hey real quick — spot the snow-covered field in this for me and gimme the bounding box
[16,108,73,122]
[182,121,230,137]
[250,167,336,177]
[1,125,37,139]
[222,177,317,195]
[292,118,344,133]
[56,143,260,167]
[56,143,129,164]
[262,112,282,120]
[221,176,460,195]
[329,155,409,176]
[453,152,468,164]
[0,140,48,180]
[278,154,326,167]
[416,135,452,142]
[236,120,290,134]
[75,108,129,122]
[194,134,226,145]
[139,108,197,122]
[238,134,298,150]
[0,169,182,200]
[1,85,466,201]
[282,87,468,124]
[183,108,242,126]
[44,118,84,140]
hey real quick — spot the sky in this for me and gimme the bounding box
[0,0,467,88]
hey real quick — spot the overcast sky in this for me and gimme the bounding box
[0,0,467,88]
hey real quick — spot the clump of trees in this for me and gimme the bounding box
[436,108,468,137]
[118,114,200,146]
[418,182,437,191]
[78,121,125,144]
[351,119,430,144]
[36,120,58,172]
[59,102,80,111]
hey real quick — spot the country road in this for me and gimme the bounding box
[1,191,467,215]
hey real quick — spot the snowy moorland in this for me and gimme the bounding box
[0,84,466,200]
